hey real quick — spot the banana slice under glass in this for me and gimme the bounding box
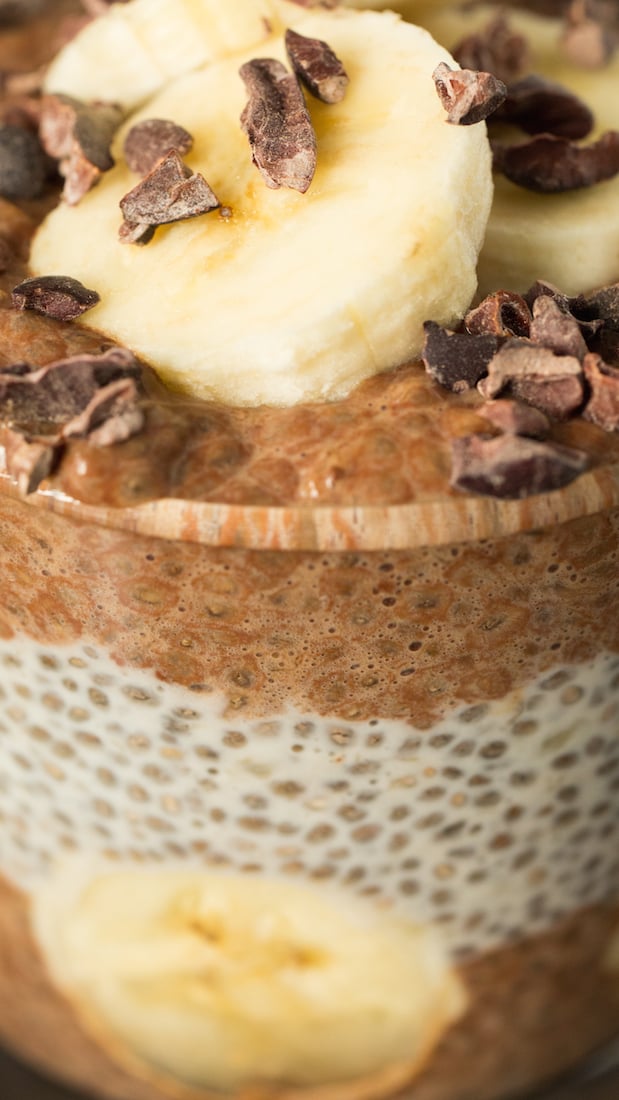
[32,866,466,1096]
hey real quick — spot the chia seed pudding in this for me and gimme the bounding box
[1,3,619,1100]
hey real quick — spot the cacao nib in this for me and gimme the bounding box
[492,75,594,140]
[422,322,499,392]
[240,57,317,193]
[575,283,619,328]
[432,62,507,126]
[451,433,589,498]
[494,131,619,192]
[465,290,531,338]
[0,122,48,200]
[478,340,585,419]
[285,27,349,104]
[118,220,156,246]
[63,376,144,444]
[119,149,219,242]
[529,295,588,359]
[123,118,194,176]
[39,93,123,205]
[0,347,140,432]
[12,275,100,321]
[0,347,144,493]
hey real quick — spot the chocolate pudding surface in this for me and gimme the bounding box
[2,202,619,550]
[2,220,619,522]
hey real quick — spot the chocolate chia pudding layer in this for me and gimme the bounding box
[1,3,619,1100]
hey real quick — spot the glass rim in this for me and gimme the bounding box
[5,461,618,552]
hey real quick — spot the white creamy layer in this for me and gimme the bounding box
[0,637,618,956]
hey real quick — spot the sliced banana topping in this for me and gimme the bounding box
[32,3,492,406]
[32,867,466,1094]
[347,0,619,297]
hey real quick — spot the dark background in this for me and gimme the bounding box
[2,1045,619,1100]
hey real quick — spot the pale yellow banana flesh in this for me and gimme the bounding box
[346,0,619,297]
[44,0,282,110]
[32,867,466,1093]
[32,5,492,406]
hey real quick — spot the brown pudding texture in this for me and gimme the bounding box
[1,4,619,1100]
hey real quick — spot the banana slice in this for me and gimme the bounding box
[32,867,466,1095]
[360,1,619,297]
[32,4,492,406]
[342,0,459,16]
[44,0,281,110]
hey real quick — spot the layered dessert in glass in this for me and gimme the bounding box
[0,1,618,1099]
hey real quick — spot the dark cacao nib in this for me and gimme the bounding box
[0,347,139,432]
[12,275,100,321]
[63,376,144,444]
[240,57,317,193]
[285,27,349,104]
[0,123,48,200]
[422,322,499,392]
[39,93,123,205]
[494,130,619,192]
[478,340,585,419]
[527,280,616,349]
[524,279,573,312]
[0,347,144,493]
[529,295,588,359]
[432,62,507,126]
[510,372,585,420]
[465,290,531,338]
[596,329,619,365]
[451,433,589,498]
[575,282,619,328]
[123,118,194,176]
[119,149,219,242]
[492,75,594,140]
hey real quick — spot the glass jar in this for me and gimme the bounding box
[0,478,618,1100]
